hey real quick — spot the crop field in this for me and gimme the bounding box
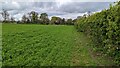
[2,24,114,66]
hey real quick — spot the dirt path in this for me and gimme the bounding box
[71,31,115,66]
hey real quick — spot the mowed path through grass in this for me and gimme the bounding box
[2,24,114,66]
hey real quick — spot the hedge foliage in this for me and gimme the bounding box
[75,2,120,65]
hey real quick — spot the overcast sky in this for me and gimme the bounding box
[0,0,117,21]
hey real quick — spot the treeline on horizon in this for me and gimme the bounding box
[0,9,80,25]
[75,1,120,65]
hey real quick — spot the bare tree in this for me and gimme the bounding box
[22,15,27,23]
[10,17,15,23]
[1,9,9,22]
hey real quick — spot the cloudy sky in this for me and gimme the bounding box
[0,0,117,21]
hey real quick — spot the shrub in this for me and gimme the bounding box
[75,2,120,65]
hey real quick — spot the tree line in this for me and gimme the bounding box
[0,9,75,25]
[75,1,120,65]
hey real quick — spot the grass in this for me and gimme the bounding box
[2,24,114,66]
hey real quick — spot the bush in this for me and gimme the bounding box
[75,2,120,65]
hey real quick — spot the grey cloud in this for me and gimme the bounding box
[58,2,111,13]
[1,2,20,10]
[0,1,113,20]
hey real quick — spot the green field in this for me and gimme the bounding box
[2,24,114,66]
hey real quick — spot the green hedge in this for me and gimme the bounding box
[75,2,120,65]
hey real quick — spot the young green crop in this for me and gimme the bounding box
[2,24,114,66]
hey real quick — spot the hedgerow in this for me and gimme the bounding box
[75,2,120,65]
